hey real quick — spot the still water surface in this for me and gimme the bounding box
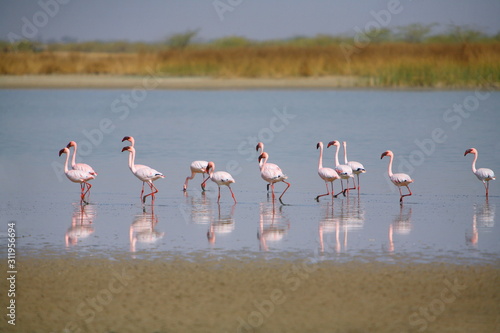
[0,89,499,263]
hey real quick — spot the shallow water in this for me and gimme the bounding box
[0,89,499,264]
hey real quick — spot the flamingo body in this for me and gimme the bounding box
[258,152,291,204]
[315,142,340,201]
[327,140,354,196]
[184,160,209,191]
[381,150,414,203]
[464,148,495,197]
[66,141,98,175]
[59,147,95,203]
[201,162,237,203]
[122,146,164,204]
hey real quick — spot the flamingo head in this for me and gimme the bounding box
[258,152,269,164]
[122,136,134,145]
[206,161,215,173]
[316,142,323,149]
[255,142,264,152]
[121,146,134,153]
[380,150,393,159]
[464,148,477,156]
[66,141,77,148]
[59,147,70,156]
[327,140,340,148]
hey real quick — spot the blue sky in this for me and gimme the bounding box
[1,0,499,42]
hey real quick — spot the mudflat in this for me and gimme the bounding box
[3,255,499,333]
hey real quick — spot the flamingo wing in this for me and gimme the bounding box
[318,167,338,182]
[212,171,235,185]
[348,161,365,174]
[67,169,95,183]
[475,168,495,182]
[335,164,353,177]
[391,173,413,186]
[135,167,164,182]
[261,164,287,183]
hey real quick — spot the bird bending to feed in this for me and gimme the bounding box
[66,141,98,176]
[464,148,495,197]
[343,141,365,192]
[201,162,237,203]
[258,152,291,204]
[381,150,414,204]
[315,142,340,201]
[183,160,209,191]
[59,147,95,204]
[121,146,164,204]
[327,140,354,196]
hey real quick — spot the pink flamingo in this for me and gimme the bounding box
[201,162,237,203]
[121,146,164,204]
[184,160,209,191]
[327,140,354,196]
[59,147,95,204]
[464,148,495,197]
[316,142,340,201]
[121,136,149,198]
[256,142,271,192]
[258,152,291,204]
[381,150,414,204]
[343,141,365,192]
[66,141,98,176]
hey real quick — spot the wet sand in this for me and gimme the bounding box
[3,255,499,333]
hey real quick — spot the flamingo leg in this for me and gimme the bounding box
[140,182,146,201]
[335,180,345,197]
[228,185,237,204]
[217,186,221,203]
[201,173,207,191]
[315,182,332,201]
[271,184,276,201]
[142,182,158,204]
[343,179,356,196]
[399,185,412,203]
[279,181,291,205]
[81,182,92,204]
[184,171,196,191]
[483,181,489,197]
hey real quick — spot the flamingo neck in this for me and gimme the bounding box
[70,144,77,168]
[63,152,70,173]
[471,153,478,174]
[334,144,340,167]
[128,149,137,173]
[387,154,394,177]
[318,145,324,170]
[343,143,348,164]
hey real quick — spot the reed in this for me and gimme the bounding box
[1,43,499,87]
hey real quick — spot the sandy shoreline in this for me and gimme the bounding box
[0,74,377,90]
[2,255,499,333]
[2,74,497,90]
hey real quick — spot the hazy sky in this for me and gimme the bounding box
[1,0,499,42]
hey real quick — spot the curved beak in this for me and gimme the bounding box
[58,148,65,156]
[122,136,131,142]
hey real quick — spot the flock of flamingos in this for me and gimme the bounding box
[58,136,496,206]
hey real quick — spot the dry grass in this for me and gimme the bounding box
[1,43,499,87]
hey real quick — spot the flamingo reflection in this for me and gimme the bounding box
[318,197,365,253]
[467,199,495,247]
[388,206,412,252]
[130,209,164,252]
[207,204,236,245]
[182,191,213,225]
[65,203,96,246]
[257,201,290,251]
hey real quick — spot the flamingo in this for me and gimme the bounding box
[343,141,365,192]
[59,147,95,204]
[183,160,209,191]
[381,150,414,204]
[121,136,149,198]
[201,162,237,203]
[464,148,495,197]
[121,146,164,204]
[327,140,354,196]
[256,142,271,192]
[315,142,340,201]
[66,141,98,176]
[258,152,291,204]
